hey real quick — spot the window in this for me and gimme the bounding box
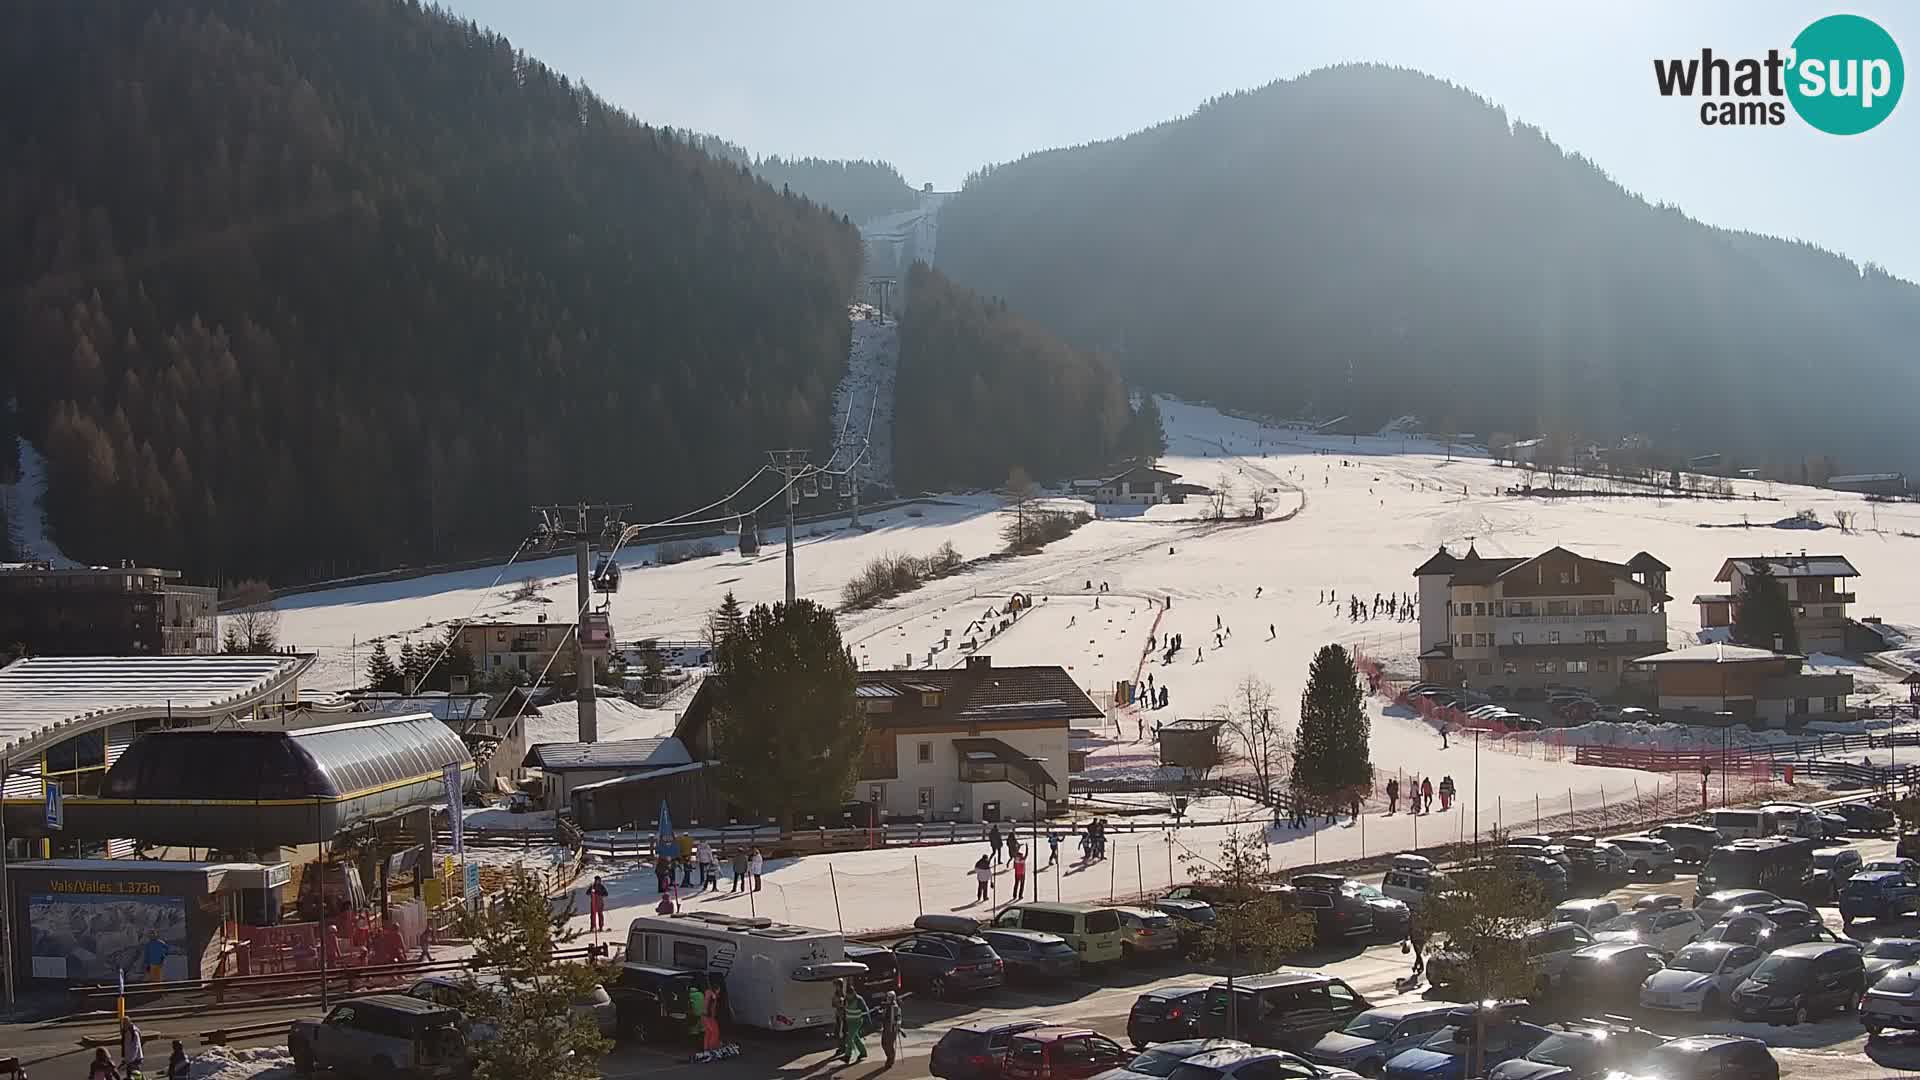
[639,934,664,963]
[1824,606,1841,617]
[1547,600,1570,616]
[1583,599,1607,615]
[1565,660,1588,674]
[1503,661,1518,675]
[1791,698,1808,715]
[1474,603,1487,616]
[495,630,506,642]
[1510,601,1535,616]
[917,742,932,763]
[1475,634,1490,647]
[1477,662,1492,676]
[671,941,708,969]
[1492,602,1504,616]
[1548,631,1561,645]
[1585,630,1607,644]
[1558,571,1571,584]
[1823,696,1840,713]
[1534,660,1554,674]
[921,692,942,708]
[1457,634,1471,648]
[1595,659,1610,672]
[1511,632,1525,645]
[1626,629,1638,643]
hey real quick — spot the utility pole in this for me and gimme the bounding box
[766,451,811,606]
[530,502,629,742]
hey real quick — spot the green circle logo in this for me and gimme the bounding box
[1787,14,1903,134]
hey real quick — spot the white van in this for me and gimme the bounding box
[1700,809,1778,840]
[625,912,850,1032]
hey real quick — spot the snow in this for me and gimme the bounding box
[187,1045,296,1080]
[522,697,680,745]
[0,436,76,566]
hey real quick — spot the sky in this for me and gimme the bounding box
[442,1,1919,282]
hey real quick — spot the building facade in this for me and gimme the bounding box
[0,562,217,657]
[1694,555,1859,655]
[1415,545,1670,695]
[1071,465,1186,505]
[458,619,574,677]
[1634,642,1853,728]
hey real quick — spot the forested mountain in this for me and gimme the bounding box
[895,264,1153,492]
[0,0,862,584]
[934,64,1920,472]
[679,132,919,226]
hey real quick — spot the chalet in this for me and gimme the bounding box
[1413,544,1670,695]
[1071,464,1187,505]
[675,655,1099,823]
[1694,554,1860,654]
[1633,642,1852,728]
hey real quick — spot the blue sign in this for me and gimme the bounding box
[463,862,481,900]
[45,782,62,831]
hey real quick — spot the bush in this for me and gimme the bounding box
[840,542,965,610]
[1003,509,1091,552]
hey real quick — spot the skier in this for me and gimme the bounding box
[1269,624,1275,639]
[1254,586,1263,598]
[1441,726,1449,750]
[587,875,609,931]
[1217,614,1223,629]
[1421,777,1435,813]
[972,855,992,903]
[1011,849,1028,900]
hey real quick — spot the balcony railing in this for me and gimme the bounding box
[1796,592,1855,605]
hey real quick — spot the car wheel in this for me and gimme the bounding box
[1121,943,1135,962]
[1793,1002,1810,1026]
[928,975,949,1000]
[1633,860,1650,876]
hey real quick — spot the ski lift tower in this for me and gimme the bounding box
[766,450,811,605]
[528,501,629,742]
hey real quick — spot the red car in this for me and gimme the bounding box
[1002,1027,1132,1080]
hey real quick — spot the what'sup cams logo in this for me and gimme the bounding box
[1655,13,1903,133]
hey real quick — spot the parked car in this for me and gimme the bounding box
[993,903,1126,965]
[1126,986,1210,1047]
[1382,858,1451,909]
[981,929,1080,982]
[1862,963,1920,1037]
[1552,836,1629,882]
[1381,1004,1551,1080]
[1693,889,1778,925]
[1864,857,1920,884]
[1429,924,1593,999]
[1694,913,1769,948]
[1730,942,1867,1025]
[1591,909,1705,955]
[1096,1039,1253,1080]
[1492,854,1570,901]
[289,994,470,1080]
[1485,1023,1662,1080]
[1142,1046,1365,1080]
[1632,893,1687,912]
[1153,897,1218,947]
[843,944,904,997]
[1003,1027,1131,1080]
[1840,870,1920,926]
[1610,1035,1777,1080]
[1341,881,1412,940]
[1810,846,1864,897]
[1550,899,1621,932]
[1698,810,1777,841]
[1831,801,1896,836]
[893,929,1006,998]
[1638,942,1765,1015]
[1197,971,1372,1050]
[1616,707,1657,723]
[1607,835,1678,877]
[931,1019,1056,1080]
[1303,1002,1458,1078]
[605,964,707,1041]
[1862,938,1920,986]
[1114,906,1184,961]
[1560,943,1667,1007]
[1502,836,1572,866]
[1282,882,1377,943]
[1647,824,1722,864]
[408,972,619,1038]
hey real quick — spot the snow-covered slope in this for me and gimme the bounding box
[860,188,952,279]
[0,436,76,566]
[829,307,897,491]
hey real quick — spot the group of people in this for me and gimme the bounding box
[832,980,903,1067]
[1328,591,1417,623]
[1382,775,1455,814]
[652,842,765,901]
[88,1020,191,1080]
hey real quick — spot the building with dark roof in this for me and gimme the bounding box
[1633,643,1853,728]
[0,561,217,658]
[1413,545,1670,695]
[1696,554,1861,654]
[677,655,1099,822]
[522,736,695,811]
[1069,464,1189,505]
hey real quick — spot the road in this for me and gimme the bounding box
[8,837,1920,1079]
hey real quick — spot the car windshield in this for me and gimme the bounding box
[1748,956,1812,985]
[1667,947,1724,973]
[1346,883,1386,900]
[1847,878,1889,895]
[1342,1013,1403,1040]
[957,942,997,961]
[1120,1049,1191,1078]
[1525,1034,1597,1067]
[1868,941,1920,959]
[1877,969,1920,994]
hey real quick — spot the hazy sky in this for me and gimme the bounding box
[445,1,1918,282]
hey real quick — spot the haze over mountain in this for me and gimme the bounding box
[932,65,1920,473]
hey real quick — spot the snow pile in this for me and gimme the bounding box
[189,1045,296,1080]
[0,436,77,566]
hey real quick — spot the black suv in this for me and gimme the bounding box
[1281,880,1375,944]
[1127,986,1209,1047]
[844,944,902,998]
[606,964,707,1041]
[1731,942,1867,1025]
[1196,971,1370,1050]
[930,1019,1053,1080]
[893,931,1005,998]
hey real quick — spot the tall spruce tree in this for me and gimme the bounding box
[1291,644,1373,801]
[706,590,745,648]
[710,599,862,826]
[1732,562,1800,654]
[366,641,401,692]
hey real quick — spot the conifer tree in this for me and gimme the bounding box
[706,590,746,648]
[1732,561,1800,654]
[1291,644,1373,802]
[366,640,401,692]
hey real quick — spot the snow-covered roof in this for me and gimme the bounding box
[0,654,312,756]
[522,736,692,772]
[1716,556,1859,581]
[1634,643,1800,665]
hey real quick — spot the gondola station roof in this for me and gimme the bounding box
[0,654,311,757]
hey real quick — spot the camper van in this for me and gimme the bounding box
[625,912,855,1032]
